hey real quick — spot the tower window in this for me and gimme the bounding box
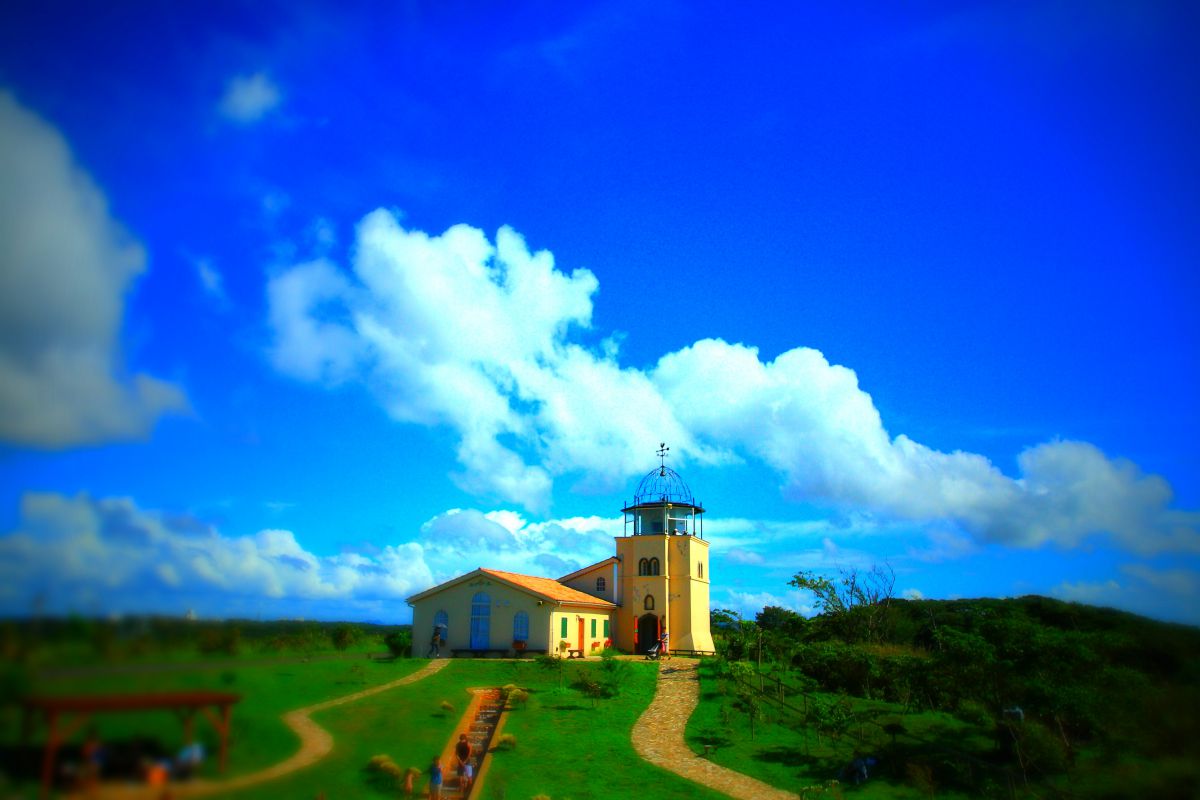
[698,562,703,579]
[649,557,661,576]
[638,558,649,576]
[596,576,606,593]
[644,595,655,611]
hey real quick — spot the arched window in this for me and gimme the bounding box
[470,592,491,649]
[638,558,649,576]
[434,609,448,640]
[644,594,655,611]
[512,611,529,643]
[596,576,606,593]
[649,557,661,576]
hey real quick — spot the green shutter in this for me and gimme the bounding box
[603,619,610,637]
[591,619,597,637]
[560,617,567,638]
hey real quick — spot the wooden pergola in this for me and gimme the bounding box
[22,690,241,798]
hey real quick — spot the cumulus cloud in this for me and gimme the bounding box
[0,91,188,447]
[1051,567,1200,625]
[416,507,617,583]
[266,210,1199,556]
[1121,563,1199,598]
[715,589,816,619]
[219,72,282,123]
[0,492,432,621]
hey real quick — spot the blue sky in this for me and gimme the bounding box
[1,1,1197,625]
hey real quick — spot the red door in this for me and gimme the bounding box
[577,618,585,652]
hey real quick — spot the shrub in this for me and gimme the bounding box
[439,700,455,715]
[384,630,411,657]
[364,754,404,791]
[495,733,517,750]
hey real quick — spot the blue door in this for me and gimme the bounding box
[470,592,490,649]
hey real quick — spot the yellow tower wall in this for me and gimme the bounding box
[614,530,715,654]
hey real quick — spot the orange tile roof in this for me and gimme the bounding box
[479,568,616,607]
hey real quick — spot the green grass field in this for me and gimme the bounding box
[4,655,728,800]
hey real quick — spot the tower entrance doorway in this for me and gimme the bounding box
[636,613,659,655]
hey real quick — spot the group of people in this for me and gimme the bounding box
[73,728,205,799]
[427,733,474,798]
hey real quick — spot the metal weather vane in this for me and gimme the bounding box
[657,442,670,474]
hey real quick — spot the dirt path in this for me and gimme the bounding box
[78,659,450,799]
[631,659,800,800]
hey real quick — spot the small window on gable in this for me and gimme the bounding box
[644,595,655,611]
[596,576,606,593]
[649,557,660,576]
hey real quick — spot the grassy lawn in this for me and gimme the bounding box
[226,658,727,800]
[2,654,423,790]
[7,655,733,799]
[480,659,727,800]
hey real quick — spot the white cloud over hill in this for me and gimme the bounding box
[267,210,1200,557]
[0,92,188,447]
[0,492,433,620]
[0,493,620,621]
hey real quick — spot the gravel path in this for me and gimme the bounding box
[631,659,800,800]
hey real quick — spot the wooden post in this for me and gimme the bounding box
[219,703,232,772]
[39,710,57,800]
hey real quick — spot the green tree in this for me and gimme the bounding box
[331,624,359,651]
[789,563,894,643]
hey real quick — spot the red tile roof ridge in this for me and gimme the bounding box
[479,568,616,607]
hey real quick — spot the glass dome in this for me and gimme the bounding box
[633,465,695,506]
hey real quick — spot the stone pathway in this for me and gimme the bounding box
[631,659,800,800]
[75,659,450,799]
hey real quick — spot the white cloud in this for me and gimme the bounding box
[195,258,225,301]
[266,210,1199,556]
[1051,579,1122,606]
[0,492,432,621]
[715,589,816,619]
[723,549,765,565]
[416,507,617,584]
[219,72,282,123]
[902,588,925,600]
[0,91,188,448]
[1051,566,1200,624]
[1121,563,1199,598]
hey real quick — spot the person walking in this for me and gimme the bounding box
[455,733,473,793]
[427,629,441,658]
[428,756,443,799]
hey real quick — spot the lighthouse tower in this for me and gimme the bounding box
[614,446,716,655]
